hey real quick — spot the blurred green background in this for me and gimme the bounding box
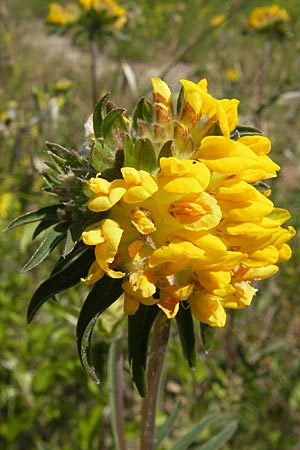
[1,0,300,449]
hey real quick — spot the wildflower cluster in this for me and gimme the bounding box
[47,0,126,32]
[81,78,294,327]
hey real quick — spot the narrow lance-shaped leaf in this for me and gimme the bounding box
[108,337,126,450]
[128,304,159,396]
[77,276,123,383]
[5,204,60,230]
[21,223,68,272]
[27,247,95,323]
[50,240,87,276]
[63,220,89,257]
[32,219,59,239]
[195,421,238,450]
[155,401,182,449]
[172,413,224,450]
[176,303,196,367]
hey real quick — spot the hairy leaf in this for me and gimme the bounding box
[27,247,95,323]
[93,93,109,139]
[5,205,60,230]
[21,223,68,272]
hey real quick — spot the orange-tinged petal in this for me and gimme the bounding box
[169,192,221,231]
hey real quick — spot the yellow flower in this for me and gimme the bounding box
[81,218,125,284]
[78,0,126,29]
[47,2,79,25]
[210,14,226,28]
[226,68,240,83]
[248,5,289,30]
[81,78,294,328]
[87,173,126,212]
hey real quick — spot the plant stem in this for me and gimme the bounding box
[89,31,98,107]
[115,342,127,450]
[140,313,170,450]
[256,38,272,127]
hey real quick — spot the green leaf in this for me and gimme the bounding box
[46,141,85,167]
[89,140,123,179]
[172,413,223,450]
[32,219,59,239]
[63,220,88,257]
[27,247,95,323]
[102,108,125,140]
[5,205,60,230]
[123,134,135,167]
[132,97,153,131]
[195,421,238,450]
[155,401,181,449]
[21,223,68,272]
[230,125,263,140]
[93,94,109,139]
[133,138,157,172]
[200,322,216,353]
[176,303,196,367]
[128,304,159,396]
[77,276,123,383]
[50,241,87,276]
[108,337,126,450]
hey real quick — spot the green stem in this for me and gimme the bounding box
[89,31,98,107]
[256,38,272,127]
[140,313,170,450]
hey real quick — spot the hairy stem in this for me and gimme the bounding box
[140,313,170,450]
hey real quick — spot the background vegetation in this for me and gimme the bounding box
[1,0,300,449]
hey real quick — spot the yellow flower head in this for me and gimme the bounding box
[78,0,126,28]
[81,78,294,328]
[47,2,79,25]
[248,5,289,31]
